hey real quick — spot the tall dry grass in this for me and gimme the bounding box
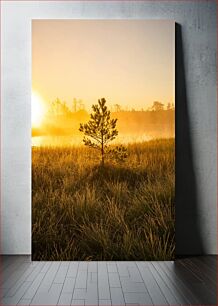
[32,138,175,260]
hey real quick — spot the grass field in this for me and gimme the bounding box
[32,138,175,260]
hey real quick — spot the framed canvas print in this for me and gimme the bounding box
[32,20,175,261]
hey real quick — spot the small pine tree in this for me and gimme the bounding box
[79,98,127,166]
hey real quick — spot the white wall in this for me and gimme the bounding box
[1,1,217,255]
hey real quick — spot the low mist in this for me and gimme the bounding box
[32,101,175,147]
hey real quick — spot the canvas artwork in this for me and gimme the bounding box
[32,20,175,261]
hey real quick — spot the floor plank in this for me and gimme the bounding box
[4,262,44,298]
[57,292,72,305]
[186,257,217,286]
[98,262,111,300]
[30,283,63,305]
[161,261,201,304]
[136,262,168,305]
[145,262,182,305]
[0,256,216,305]
[2,281,32,305]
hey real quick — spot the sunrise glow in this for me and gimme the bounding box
[31,20,175,146]
[31,91,45,127]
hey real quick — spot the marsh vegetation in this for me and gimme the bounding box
[32,138,175,260]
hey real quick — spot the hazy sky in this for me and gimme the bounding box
[32,20,175,110]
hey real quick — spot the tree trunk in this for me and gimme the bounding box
[101,144,104,166]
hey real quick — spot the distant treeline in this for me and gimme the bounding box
[32,99,175,139]
[47,98,174,115]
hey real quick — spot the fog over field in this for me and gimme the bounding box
[32,100,175,147]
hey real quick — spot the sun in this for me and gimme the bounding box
[32,91,45,127]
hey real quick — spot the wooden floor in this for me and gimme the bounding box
[0,256,217,305]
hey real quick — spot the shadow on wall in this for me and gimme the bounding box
[175,23,205,256]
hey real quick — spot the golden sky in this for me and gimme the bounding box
[32,20,175,111]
